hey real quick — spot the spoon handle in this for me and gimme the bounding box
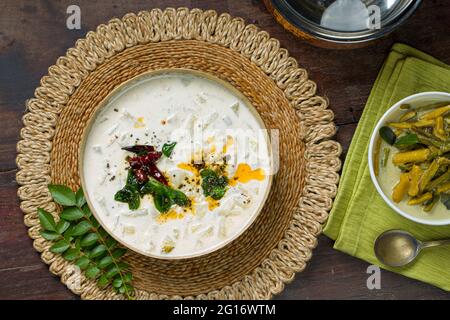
[421,239,450,249]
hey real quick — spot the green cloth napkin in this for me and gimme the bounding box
[324,43,450,291]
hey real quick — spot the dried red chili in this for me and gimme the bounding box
[134,168,147,183]
[146,164,168,185]
[124,145,167,185]
[122,145,155,154]
[128,151,162,168]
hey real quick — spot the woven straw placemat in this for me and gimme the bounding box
[16,8,341,299]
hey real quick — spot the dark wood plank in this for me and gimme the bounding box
[1,0,450,300]
[276,235,450,300]
[0,169,77,299]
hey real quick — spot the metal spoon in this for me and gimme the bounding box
[374,229,450,267]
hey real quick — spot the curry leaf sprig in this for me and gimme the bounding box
[38,184,134,299]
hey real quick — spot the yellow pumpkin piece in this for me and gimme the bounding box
[433,116,446,140]
[437,182,450,194]
[424,198,437,212]
[429,145,440,154]
[399,110,417,122]
[413,119,437,128]
[392,173,410,203]
[419,159,440,192]
[161,239,175,254]
[425,167,450,191]
[420,104,450,120]
[388,119,435,129]
[438,157,450,166]
[407,192,433,205]
[162,244,174,254]
[408,165,422,197]
[393,128,404,136]
[392,148,430,165]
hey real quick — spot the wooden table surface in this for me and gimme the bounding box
[1,0,450,300]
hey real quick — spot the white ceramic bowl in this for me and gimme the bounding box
[79,69,274,259]
[368,91,450,226]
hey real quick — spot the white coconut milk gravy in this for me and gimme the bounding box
[82,70,272,258]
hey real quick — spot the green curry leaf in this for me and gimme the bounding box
[38,208,57,232]
[394,133,420,148]
[162,142,177,157]
[38,184,135,299]
[48,184,76,206]
[379,126,396,145]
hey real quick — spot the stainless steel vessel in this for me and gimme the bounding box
[264,0,422,48]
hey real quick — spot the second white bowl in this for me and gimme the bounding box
[368,91,450,226]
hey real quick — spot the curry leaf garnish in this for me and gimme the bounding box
[394,133,420,148]
[141,177,190,213]
[116,169,190,213]
[38,184,135,299]
[379,126,397,145]
[167,188,190,206]
[114,188,140,210]
[153,191,172,213]
[162,141,177,157]
[114,170,143,210]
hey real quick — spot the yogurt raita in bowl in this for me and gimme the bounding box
[80,70,273,259]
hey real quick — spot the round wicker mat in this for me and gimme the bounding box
[16,8,341,299]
